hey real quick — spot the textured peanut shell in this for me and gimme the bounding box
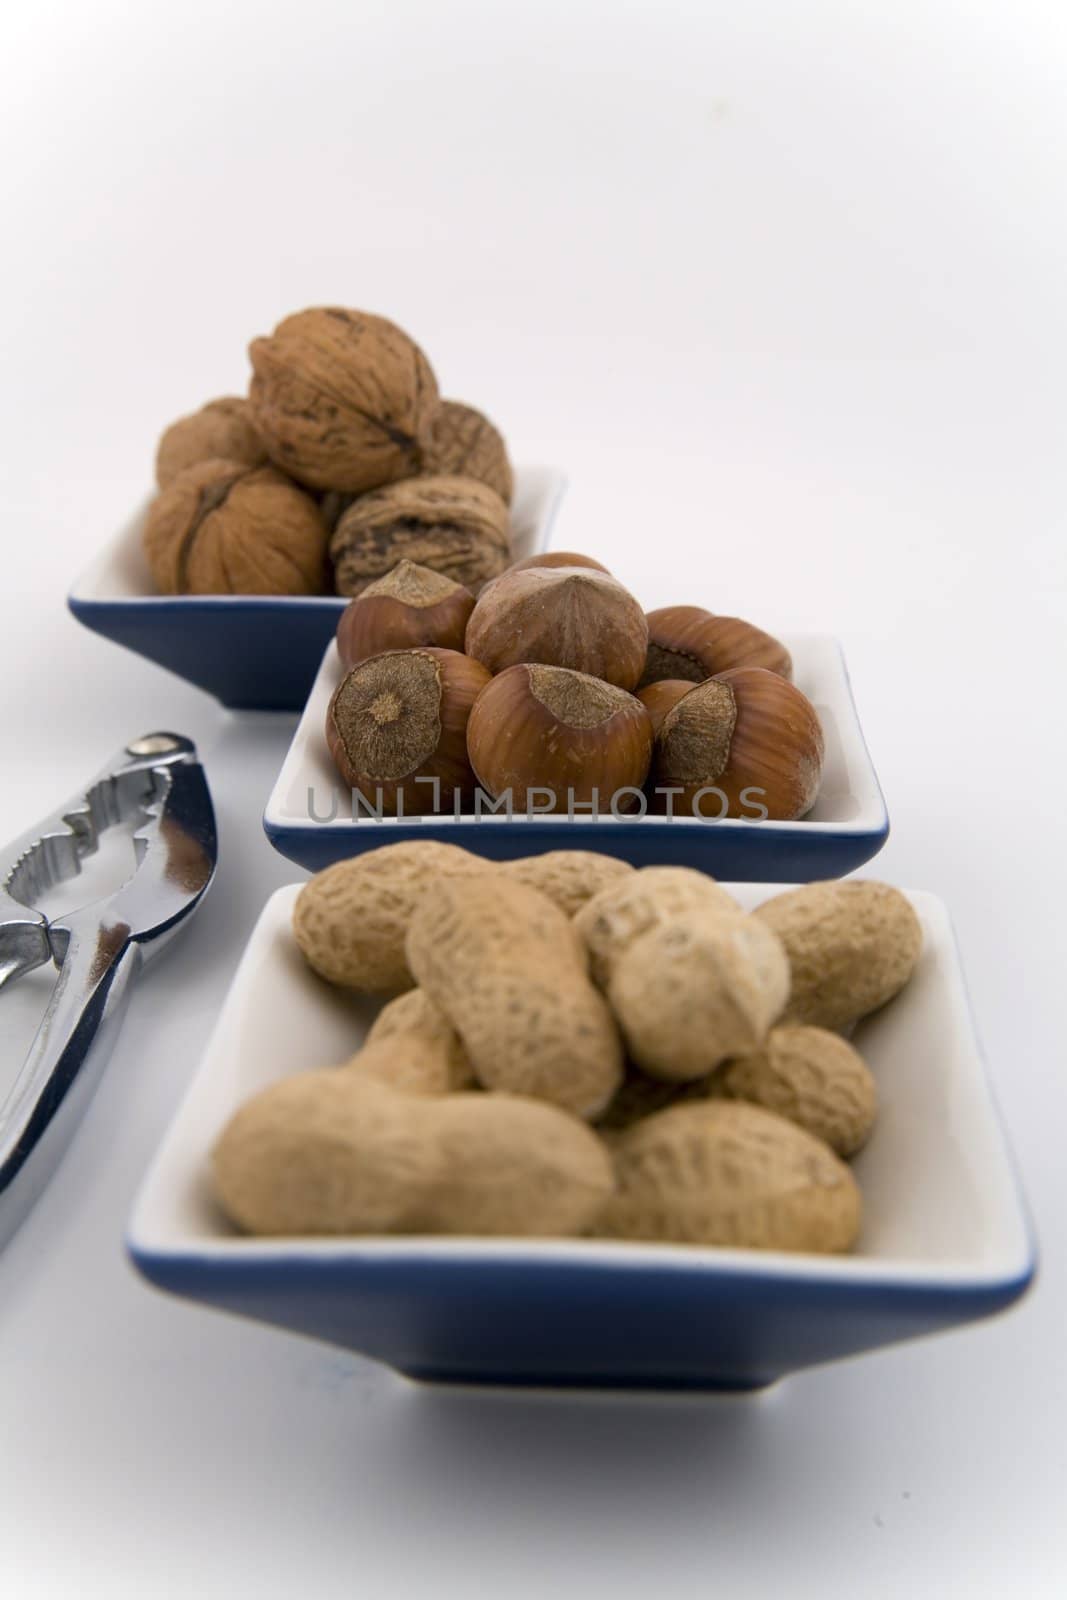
[212,1073,614,1237]
[574,866,741,990]
[716,1024,877,1156]
[598,1100,861,1252]
[155,397,268,488]
[406,875,624,1119]
[753,881,922,1031]
[331,474,510,597]
[292,841,487,992]
[143,460,328,595]
[248,307,439,493]
[352,988,474,1093]
[609,911,790,1082]
[500,851,635,918]
[423,400,513,503]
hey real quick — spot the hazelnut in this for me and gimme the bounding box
[325,647,490,815]
[640,605,792,686]
[422,400,513,503]
[636,679,693,738]
[331,475,510,597]
[336,560,475,670]
[248,307,439,493]
[650,667,824,820]
[155,397,268,488]
[142,459,328,595]
[466,664,653,813]
[465,566,648,690]
[506,551,611,576]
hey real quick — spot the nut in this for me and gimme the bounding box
[753,881,923,1032]
[248,307,439,493]
[326,647,490,815]
[212,1072,614,1238]
[406,875,624,1119]
[608,910,790,1081]
[640,606,792,686]
[335,560,475,669]
[650,667,824,820]
[331,474,510,597]
[715,1024,877,1156]
[636,679,693,738]
[466,664,653,814]
[506,551,611,577]
[465,565,648,689]
[155,396,268,488]
[347,988,475,1094]
[423,400,513,503]
[597,1100,861,1252]
[292,840,485,992]
[142,460,328,595]
[574,866,741,990]
[500,850,635,917]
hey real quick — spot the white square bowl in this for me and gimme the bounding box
[67,466,567,710]
[263,636,889,880]
[127,882,1035,1394]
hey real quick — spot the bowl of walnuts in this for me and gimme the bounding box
[127,844,1035,1393]
[67,306,566,710]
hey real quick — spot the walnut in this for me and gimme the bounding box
[424,400,513,503]
[155,397,269,489]
[248,307,439,493]
[330,474,510,597]
[143,459,328,595]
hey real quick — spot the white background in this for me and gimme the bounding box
[2,2,1066,1594]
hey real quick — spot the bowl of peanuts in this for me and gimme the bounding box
[128,844,1034,1394]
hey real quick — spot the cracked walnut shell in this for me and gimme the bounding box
[248,307,440,493]
[143,459,328,595]
[330,474,510,597]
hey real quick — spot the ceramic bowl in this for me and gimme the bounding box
[127,881,1034,1394]
[67,466,567,710]
[263,636,889,879]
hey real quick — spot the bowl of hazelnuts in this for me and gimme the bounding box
[67,305,566,710]
[263,553,890,880]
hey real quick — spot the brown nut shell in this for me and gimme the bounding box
[248,307,439,493]
[753,881,923,1032]
[636,679,694,738]
[651,667,824,820]
[597,1100,861,1252]
[641,605,793,686]
[506,551,611,576]
[143,459,328,595]
[716,1024,877,1157]
[465,566,648,689]
[155,397,268,488]
[466,664,653,814]
[423,400,513,503]
[335,560,475,669]
[325,647,490,815]
[331,474,510,597]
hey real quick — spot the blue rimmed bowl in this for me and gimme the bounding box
[263,635,889,879]
[68,466,568,711]
[127,882,1034,1394]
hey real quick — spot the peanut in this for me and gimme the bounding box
[406,875,624,1118]
[608,910,789,1081]
[348,988,474,1094]
[574,866,740,990]
[212,1072,613,1237]
[599,1100,861,1252]
[715,1024,877,1156]
[754,881,922,1032]
[500,850,634,917]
